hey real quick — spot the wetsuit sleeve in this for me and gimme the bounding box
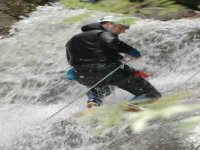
[98,31,133,53]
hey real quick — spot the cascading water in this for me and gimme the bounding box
[0,2,200,150]
[123,19,200,93]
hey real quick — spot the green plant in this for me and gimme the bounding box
[76,89,200,135]
[60,0,189,19]
[158,4,184,16]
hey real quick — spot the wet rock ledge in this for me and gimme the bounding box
[0,0,57,37]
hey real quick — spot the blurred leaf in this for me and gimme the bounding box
[115,17,137,26]
[180,116,200,135]
[60,0,187,18]
[75,89,200,136]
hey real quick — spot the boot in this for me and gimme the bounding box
[87,88,103,108]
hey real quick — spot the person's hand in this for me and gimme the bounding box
[128,48,141,58]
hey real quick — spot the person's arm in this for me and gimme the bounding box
[99,32,141,58]
[66,41,71,63]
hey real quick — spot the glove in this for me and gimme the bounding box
[128,49,141,58]
[134,70,149,78]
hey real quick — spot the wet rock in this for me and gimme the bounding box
[0,12,17,36]
[176,0,200,10]
[128,0,199,20]
[0,0,55,37]
[134,7,197,21]
[24,0,58,5]
[0,12,17,26]
[0,0,36,18]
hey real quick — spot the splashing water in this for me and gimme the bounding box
[0,2,200,150]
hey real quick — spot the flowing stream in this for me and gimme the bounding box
[0,3,200,150]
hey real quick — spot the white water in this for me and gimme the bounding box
[0,3,200,149]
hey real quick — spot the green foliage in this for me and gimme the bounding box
[60,0,192,20]
[152,0,176,7]
[176,0,200,10]
[60,0,131,13]
[63,13,91,23]
[135,8,153,16]
[60,0,87,8]
[114,18,137,26]
[180,116,200,135]
[158,4,184,16]
[63,11,137,27]
[77,105,123,134]
[76,89,200,135]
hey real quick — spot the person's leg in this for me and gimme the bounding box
[74,62,161,104]
[74,65,116,108]
[86,85,114,108]
[112,76,161,99]
[87,88,103,107]
[79,63,161,100]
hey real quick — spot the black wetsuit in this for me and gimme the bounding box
[66,23,161,99]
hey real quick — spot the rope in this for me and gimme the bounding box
[44,62,126,122]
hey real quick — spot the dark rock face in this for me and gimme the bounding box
[0,0,33,37]
[134,8,197,21]
[24,0,58,5]
[129,0,200,10]
[128,0,199,20]
[0,0,56,37]
[0,0,35,18]
[0,12,17,35]
[176,0,200,10]
[0,0,199,37]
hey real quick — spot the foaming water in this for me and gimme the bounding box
[0,2,200,149]
[122,18,200,93]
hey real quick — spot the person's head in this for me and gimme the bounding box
[98,16,115,30]
[110,24,129,35]
[98,16,130,35]
[100,21,114,30]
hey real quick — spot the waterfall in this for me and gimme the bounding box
[0,2,199,150]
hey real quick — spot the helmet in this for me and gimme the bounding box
[97,16,116,23]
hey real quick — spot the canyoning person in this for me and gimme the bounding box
[66,16,161,108]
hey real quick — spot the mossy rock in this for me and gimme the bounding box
[61,0,199,21]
